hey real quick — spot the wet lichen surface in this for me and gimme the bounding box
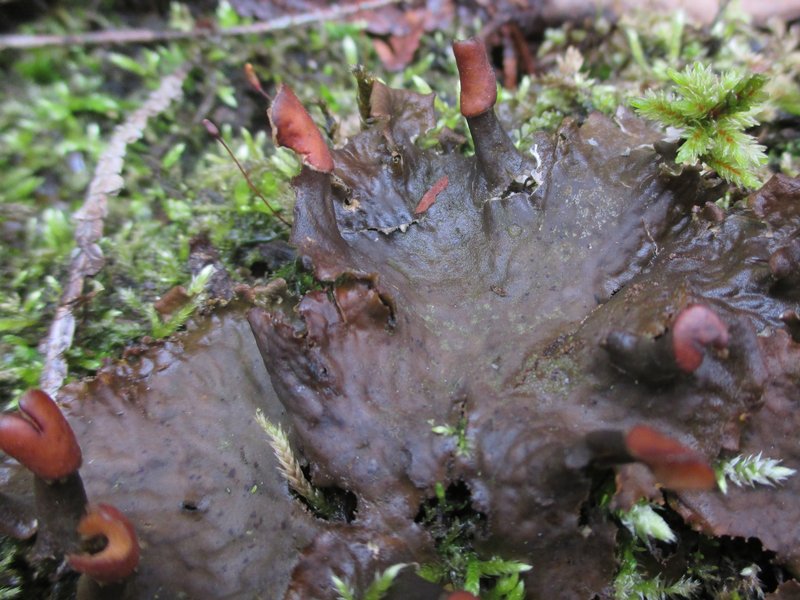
[8,44,800,599]
[246,62,800,597]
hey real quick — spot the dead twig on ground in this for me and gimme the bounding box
[0,0,401,50]
[39,64,190,397]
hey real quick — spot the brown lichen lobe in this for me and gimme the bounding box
[247,43,800,599]
[4,43,800,600]
[57,308,324,598]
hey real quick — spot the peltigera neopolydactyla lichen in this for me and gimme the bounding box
[246,38,800,597]
[3,38,800,599]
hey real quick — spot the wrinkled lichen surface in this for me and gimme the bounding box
[246,81,800,597]
[8,75,800,599]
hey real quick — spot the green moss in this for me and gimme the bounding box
[0,537,23,599]
[631,64,768,188]
[416,483,531,598]
[614,541,700,600]
[332,563,409,600]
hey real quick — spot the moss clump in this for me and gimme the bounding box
[632,64,768,188]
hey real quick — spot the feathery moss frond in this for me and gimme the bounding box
[674,123,713,164]
[332,575,357,600]
[630,91,687,127]
[255,409,334,517]
[715,452,796,494]
[332,564,409,600]
[615,544,700,600]
[618,501,677,546]
[632,63,768,188]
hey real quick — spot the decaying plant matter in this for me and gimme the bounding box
[2,35,800,599]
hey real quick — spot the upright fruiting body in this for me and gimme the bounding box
[265,82,347,281]
[0,391,139,589]
[268,85,334,173]
[0,389,88,561]
[0,389,82,481]
[671,304,729,373]
[626,425,716,490]
[451,38,534,191]
[68,503,140,584]
[603,304,729,380]
[580,427,715,491]
[452,38,497,118]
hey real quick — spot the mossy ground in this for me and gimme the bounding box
[1,1,799,597]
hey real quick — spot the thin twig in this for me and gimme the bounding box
[0,0,401,50]
[39,64,190,397]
